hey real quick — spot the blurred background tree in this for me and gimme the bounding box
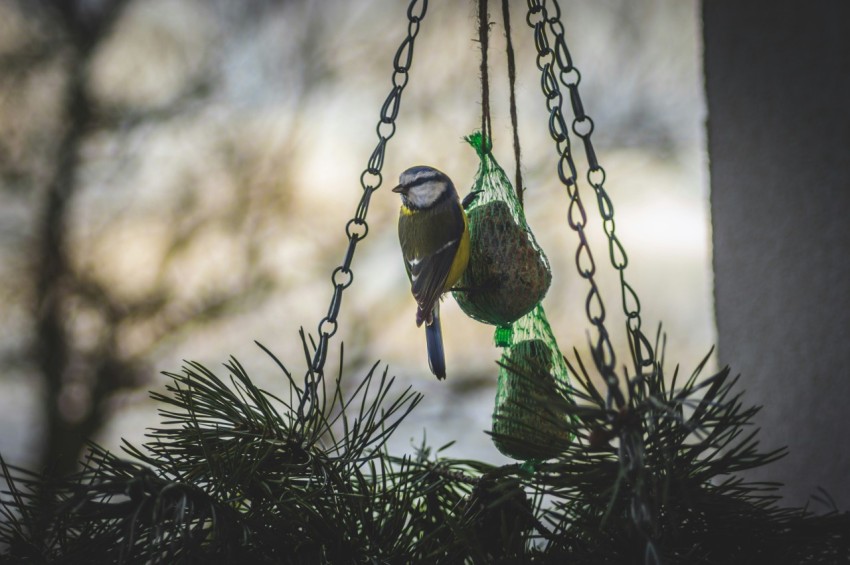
[0,0,711,478]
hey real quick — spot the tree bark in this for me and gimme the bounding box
[34,0,131,479]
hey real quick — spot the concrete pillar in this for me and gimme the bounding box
[703,0,850,509]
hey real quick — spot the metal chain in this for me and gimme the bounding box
[527,1,657,553]
[300,0,428,419]
[526,0,625,410]
[542,0,656,376]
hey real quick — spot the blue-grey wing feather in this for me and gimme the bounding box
[399,201,464,323]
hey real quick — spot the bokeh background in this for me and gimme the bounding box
[0,0,711,475]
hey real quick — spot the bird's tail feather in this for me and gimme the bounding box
[425,303,446,380]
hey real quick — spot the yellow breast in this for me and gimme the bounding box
[443,210,470,291]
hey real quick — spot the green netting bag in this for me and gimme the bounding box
[452,133,551,326]
[452,132,571,461]
[491,303,573,460]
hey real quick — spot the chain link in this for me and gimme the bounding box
[526,0,623,409]
[527,1,657,547]
[542,3,656,374]
[527,0,660,410]
[299,0,428,419]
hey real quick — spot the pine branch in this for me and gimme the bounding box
[2,328,848,563]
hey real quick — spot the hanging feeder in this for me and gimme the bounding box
[491,304,574,460]
[304,0,655,467]
[293,0,666,556]
[450,133,572,461]
[452,133,551,326]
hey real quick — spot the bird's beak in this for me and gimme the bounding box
[392,184,404,194]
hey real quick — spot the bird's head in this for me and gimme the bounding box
[392,166,456,210]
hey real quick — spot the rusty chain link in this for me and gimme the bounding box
[300,0,428,419]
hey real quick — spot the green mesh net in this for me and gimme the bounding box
[453,133,573,461]
[491,303,573,460]
[452,133,551,326]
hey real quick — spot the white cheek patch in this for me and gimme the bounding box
[408,181,443,208]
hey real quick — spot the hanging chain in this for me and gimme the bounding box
[541,0,656,376]
[300,0,428,419]
[526,0,659,407]
[526,0,624,410]
[527,1,657,554]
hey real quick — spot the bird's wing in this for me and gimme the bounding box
[398,201,465,324]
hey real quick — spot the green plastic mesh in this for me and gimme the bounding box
[452,133,551,326]
[451,132,572,461]
[491,303,573,460]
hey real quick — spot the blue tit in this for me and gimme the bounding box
[393,166,470,380]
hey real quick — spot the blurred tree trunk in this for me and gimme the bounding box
[35,0,131,479]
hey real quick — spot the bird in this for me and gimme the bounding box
[393,165,470,379]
